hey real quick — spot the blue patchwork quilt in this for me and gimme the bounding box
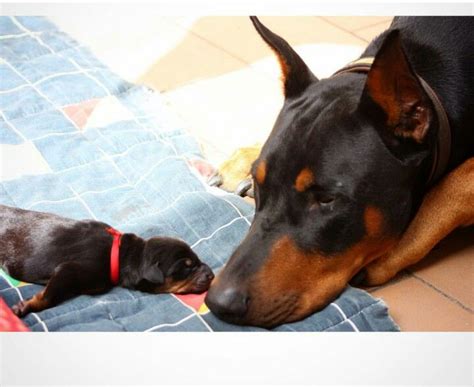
[0,16,398,331]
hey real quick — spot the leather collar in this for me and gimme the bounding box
[332,57,451,186]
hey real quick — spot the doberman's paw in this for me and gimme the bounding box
[12,300,29,317]
[362,259,398,286]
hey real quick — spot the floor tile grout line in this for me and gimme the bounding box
[365,271,411,293]
[408,271,473,314]
[191,31,250,67]
[352,19,394,32]
[369,270,474,314]
[160,16,382,93]
[162,16,371,93]
[314,17,392,33]
[170,19,250,67]
[318,16,370,44]
[186,17,371,70]
[169,18,299,85]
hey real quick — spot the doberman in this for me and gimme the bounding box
[0,205,214,317]
[205,16,474,328]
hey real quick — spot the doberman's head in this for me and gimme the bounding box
[206,17,437,327]
[132,237,214,294]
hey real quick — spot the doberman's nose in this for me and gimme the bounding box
[205,286,248,320]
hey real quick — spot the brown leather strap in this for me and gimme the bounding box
[416,76,452,185]
[332,57,451,186]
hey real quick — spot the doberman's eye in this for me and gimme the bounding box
[318,196,335,206]
[184,258,193,267]
[308,191,336,210]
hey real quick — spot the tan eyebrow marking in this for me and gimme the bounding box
[295,168,315,192]
[364,205,384,238]
[255,160,267,185]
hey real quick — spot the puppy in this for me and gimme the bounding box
[0,204,214,317]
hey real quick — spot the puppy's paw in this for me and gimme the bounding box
[12,300,29,317]
[362,261,397,287]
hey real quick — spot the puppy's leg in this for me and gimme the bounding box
[12,262,105,317]
[364,157,474,286]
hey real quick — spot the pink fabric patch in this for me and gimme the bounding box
[188,159,217,180]
[175,291,207,311]
[63,99,99,129]
[0,298,29,332]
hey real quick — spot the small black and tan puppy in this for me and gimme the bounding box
[0,204,214,317]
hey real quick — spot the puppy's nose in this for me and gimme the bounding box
[205,286,248,319]
[200,264,214,281]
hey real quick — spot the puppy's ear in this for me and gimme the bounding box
[360,30,432,144]
[142,266,164,285]
[250,16,317,98]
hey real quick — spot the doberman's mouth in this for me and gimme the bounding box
[206,290,300,328]
[256,295,300,328]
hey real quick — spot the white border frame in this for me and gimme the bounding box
[0,2,472,385]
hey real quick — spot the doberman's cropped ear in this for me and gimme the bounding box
[142,266,164,285]
[360,30,432,143]
[250,16,318,98]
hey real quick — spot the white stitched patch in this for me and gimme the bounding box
[0,141,51,181]
[84,95,134,129]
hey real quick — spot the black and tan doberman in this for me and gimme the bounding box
[206,16,474,328]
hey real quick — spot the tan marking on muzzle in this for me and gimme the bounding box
[255,160,267,185]
[295,168,314,192]
[248,221,397,324]
[157,277,196,294]
[253,237,350,310]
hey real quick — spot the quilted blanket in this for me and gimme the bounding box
[0,16,398,331]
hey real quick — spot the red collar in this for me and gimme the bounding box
[106,227,122,285]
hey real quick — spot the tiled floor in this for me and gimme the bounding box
[369,227,473,331]
[45,14,473,331]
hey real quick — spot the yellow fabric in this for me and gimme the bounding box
[348,57,374,66]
